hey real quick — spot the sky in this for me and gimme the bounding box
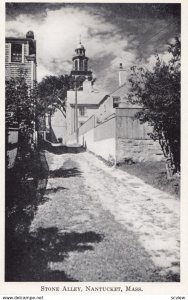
[6,3,180,92]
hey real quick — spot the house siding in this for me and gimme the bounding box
[5,40,36,89]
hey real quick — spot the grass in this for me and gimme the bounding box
[117,160,180,198]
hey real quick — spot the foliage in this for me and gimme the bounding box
[128,37,180,177]
[6,76,35,130]
[6,72,37,166]
[37,74,88,114]
[37,75,69,118]
[36,74,88,131]
[6,75,36,140]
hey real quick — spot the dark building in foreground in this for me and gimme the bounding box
[5,31,37,88]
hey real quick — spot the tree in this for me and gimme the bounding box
[36,74,90,118]
[6,75,36,139]
[5,72,37,168]
[36,75,74,119]
[36,74,88,133]
[128,37,180,178]
[6,77,35,129]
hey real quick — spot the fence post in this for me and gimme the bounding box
[115,109,118,166]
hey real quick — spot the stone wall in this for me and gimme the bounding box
[116,138,163,163]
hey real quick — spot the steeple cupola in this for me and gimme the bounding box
[75,42,85,56]
[71,41,92,80]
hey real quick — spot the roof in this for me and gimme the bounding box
[110,82,129,96]
[5,37,35,44]
[76,42,85,50]
[96,83,129,106]
[6,31,35,43]
[98,82,142,108]
[67,90,107,105]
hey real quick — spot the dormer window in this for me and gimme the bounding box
[11,43,22,63]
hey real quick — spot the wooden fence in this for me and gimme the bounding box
[116,108,152,140]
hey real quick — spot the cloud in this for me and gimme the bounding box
[145,36,179,70]
[6,6,137,86]
[6,4,180,91]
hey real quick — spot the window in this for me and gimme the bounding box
[11,43,22,63]
[80,60,83,71]
[75,60,78,71]
[84,60,87,71]
[113,97,120,108]
[79,107,86,116]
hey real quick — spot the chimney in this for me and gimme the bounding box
[119,63,127,86]
[26,31,34,39]
[83,78,92,92]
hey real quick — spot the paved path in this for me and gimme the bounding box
[30,150,180,281]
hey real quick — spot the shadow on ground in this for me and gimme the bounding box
[5,147,102,281]
[41,139,86,155]
[5,149,47,281]
[6,227,103,281]
[49,167,82,178]
[45,186,68,194]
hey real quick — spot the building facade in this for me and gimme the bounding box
[66,84,106,137]
[5,31,37,88]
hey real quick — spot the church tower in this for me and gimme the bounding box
[71,42,92,83]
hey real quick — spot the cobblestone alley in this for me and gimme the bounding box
[28,150,180,282]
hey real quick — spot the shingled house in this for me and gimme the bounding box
[5,30,37,88]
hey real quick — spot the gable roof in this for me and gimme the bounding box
[110,82,130,97]
[67,90,108,105]
[98,82,142,108]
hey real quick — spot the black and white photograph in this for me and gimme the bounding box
[5,2,182,286]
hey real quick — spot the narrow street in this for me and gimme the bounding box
[5,3,181,287]
[25,149,180,282]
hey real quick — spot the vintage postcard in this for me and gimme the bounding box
[1,0,188,299]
